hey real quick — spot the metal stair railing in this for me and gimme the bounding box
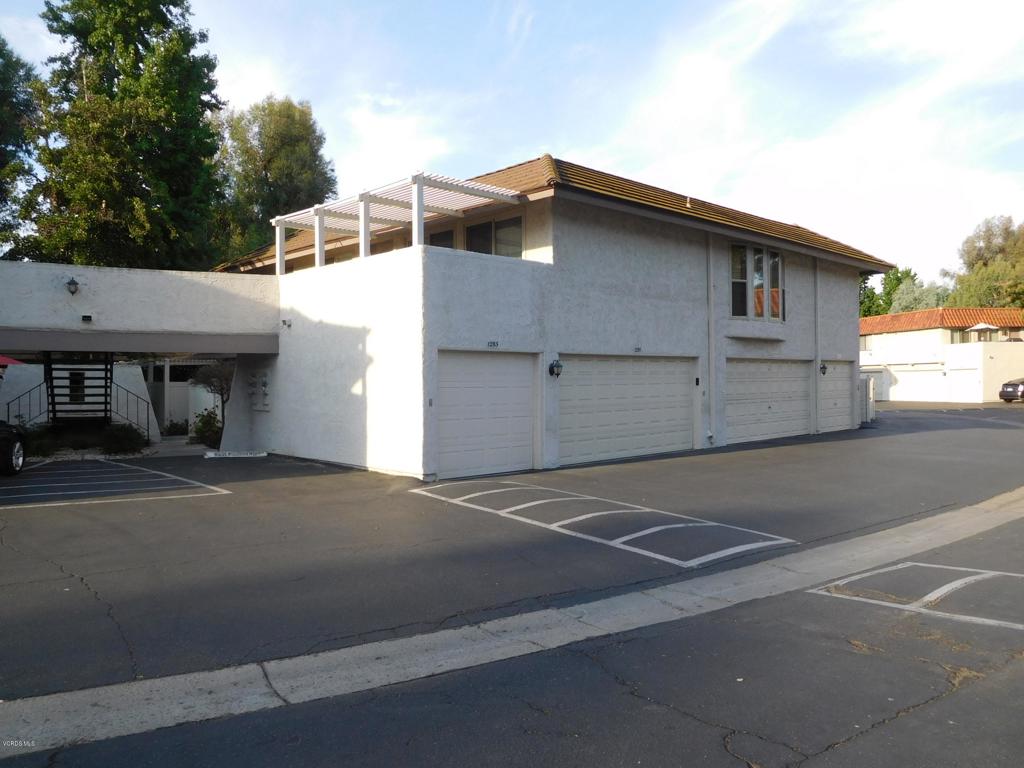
[111,383,151,442]
[5,382,48,427]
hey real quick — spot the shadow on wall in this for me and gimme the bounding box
[223,322,372,470]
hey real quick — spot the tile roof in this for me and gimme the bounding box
[218,154,890,272]
[860,308,1024,335]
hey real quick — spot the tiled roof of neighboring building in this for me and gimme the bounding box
[218,154,890,272]
[859,308,1024,335]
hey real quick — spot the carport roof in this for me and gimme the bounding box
[217,155,890,273]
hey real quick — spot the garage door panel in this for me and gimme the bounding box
[726,359,811,444]
[818,361,853,432]
[559,356,694,465]
[437,352,535,479]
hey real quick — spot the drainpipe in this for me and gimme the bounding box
[162,359,170,428]
[705,231,715,446]
[812,261,820,433]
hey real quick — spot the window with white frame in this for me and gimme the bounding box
[731,243,784,319]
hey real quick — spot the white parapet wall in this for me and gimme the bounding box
[222,247,426,477]
[0,261,280,354]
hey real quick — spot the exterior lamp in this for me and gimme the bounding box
[819,362,828,376]
[549,359,564,378]
[65,277,79,295]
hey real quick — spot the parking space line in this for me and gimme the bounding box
[453,487,546,502]
[411,481,796,569]
[613,522,713,544]
[550,509,653,527]
[498,497,587,513]
[808,561,1024,631]
[0,459,231,509]
[910,572,1001,608]
[3,478,185,490]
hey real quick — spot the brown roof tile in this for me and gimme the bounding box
[860,308,1024,335]
[217,154,889,273]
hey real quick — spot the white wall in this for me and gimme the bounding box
[222,248,425,476]
[421,196,863,476]
[0,260,278,338]
[223,195,864,479]
[861,337,1024,402]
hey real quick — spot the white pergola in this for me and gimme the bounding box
[270,172,521,274]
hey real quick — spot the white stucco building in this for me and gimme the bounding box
[859,308,1024,402]
[210,155,890,479]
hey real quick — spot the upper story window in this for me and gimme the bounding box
[731,244,784,320]
[465,216,523,258]
[429,229,454,248]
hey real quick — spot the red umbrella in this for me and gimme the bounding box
[0,355,24,366]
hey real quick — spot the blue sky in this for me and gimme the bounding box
[3,0,1023,281]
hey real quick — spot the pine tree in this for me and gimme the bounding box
[16,0,221,268]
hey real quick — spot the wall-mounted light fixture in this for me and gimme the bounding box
[819,362,828,376]
[549,359,564,378]
[65,277,79,295]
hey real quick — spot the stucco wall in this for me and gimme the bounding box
[0,261,279,351]
[421,196,863,473]
[222,248,425,476]
[860,334,1024,402]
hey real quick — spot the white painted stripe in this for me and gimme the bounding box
[17,468,137,476]
[20,460,55,473]
[613,523,713,544]
[910,572,1001,608]
[0,484,198,501]
[550,509,654,527]
[0,491,228,511]
[903,561,1024,579]
[452,486,547,502]
[415,482,794,567]
[809,591,1024,632]
[101,459,230,496]
[3,477,185,491]
[498,497,589,513]
[5,484,1024,757]
[683,540,794,568]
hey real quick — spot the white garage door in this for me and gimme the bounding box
[436,352,535,479]
[726,359,811,444]
[818,361,854,433]
[889,367,947,402]
[559,355,694,465]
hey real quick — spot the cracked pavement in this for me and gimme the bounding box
[4,407,1024,765]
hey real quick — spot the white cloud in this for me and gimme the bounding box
[574,0,1024,282]
[213,55,288,111]
[328,94,455,196]
[0,14,66,67]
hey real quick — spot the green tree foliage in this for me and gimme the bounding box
[13,0,221,268]
[215,96,336,259]
[0,35,35,242]
[860,266,918,316]
[946,216,1024,307]
[859,275,882,316]
[888,278,949,313]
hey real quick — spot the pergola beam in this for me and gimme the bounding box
[360,193,464,218]
[421,175,519,204]
[321,210,408,227]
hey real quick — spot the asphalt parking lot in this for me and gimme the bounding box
[3,405,1024,765]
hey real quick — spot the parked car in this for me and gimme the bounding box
[999,378,1024,403]
[0,421,26,475]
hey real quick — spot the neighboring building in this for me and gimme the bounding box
[213,155,890,479]
[860,308,1024,402]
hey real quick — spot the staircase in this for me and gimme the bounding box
[43,352,113,427]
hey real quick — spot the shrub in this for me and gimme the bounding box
[164,418,189,436]
[192,408,223,449]
[26,425,58,457]
[101,424,148,455]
